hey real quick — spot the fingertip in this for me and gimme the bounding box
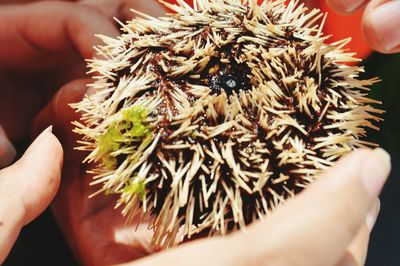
[310,148,390,202]
[23,126,63,175]
[326,0,367,15]
[53,79,90,121]
[33,79,89,135]
[0,128,63,262]
[362,0,400,54]
[18,127,63,223]
[239,148,382,266]
[33,79,90,154]
[360,148,391,199]
[341,148,372,160]
[323,148,372,175]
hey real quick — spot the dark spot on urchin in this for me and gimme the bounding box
[195,45,252,96]
[205,60,252,96]
[221,74,239,91]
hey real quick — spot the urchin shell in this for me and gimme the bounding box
[73,0,382,249]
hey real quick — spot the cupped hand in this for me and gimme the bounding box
[0,127,63,264]
[326,0,400,54]
[34,80,156,266]
[0,0,164,168]
[121,148,388,266]
[34,79,391,266]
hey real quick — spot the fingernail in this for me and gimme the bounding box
[331,0,366,13]
[0,126,17,168]
[26,125,53,153]
[366,199,381,232]
[36,125,53,139]
[369,1,400,51]
[361,148,391,198]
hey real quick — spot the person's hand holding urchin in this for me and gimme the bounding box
[72,0,383,249]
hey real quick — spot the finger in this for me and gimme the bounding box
[362,0,400,54]
[229,149,390,266]
[325,0,368,15]
[33,79,118,229]
[33,79,90,158]
[33,80,154,266]
[0,127,63,264]
[337,224,370,266]
[115,228,372,266]
[79,0,165,21]
[116,150,390,266]
[0,1,119,72]
[0,125,16,168]
[336,199,380,266]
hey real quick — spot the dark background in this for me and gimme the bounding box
[363,52,400,266]
[3,53,400,266]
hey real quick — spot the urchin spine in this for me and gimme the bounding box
[72,0,382,249]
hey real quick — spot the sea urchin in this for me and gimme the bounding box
[72,0,383,249]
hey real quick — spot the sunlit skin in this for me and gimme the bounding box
[32,78,387,266]
[72,0,382,250]
[0,0,163,264]
[0,0,165,143]
[0,0,398,265]
[35,84,156,264]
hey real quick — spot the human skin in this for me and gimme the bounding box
[29,1,398,265]
[33,78,390,266]
[0,0,397,265]
[0,0,398,161]
[0,127,63,263]
[0,1,163,263]
[0,0,165,168]
[0,0,117,168]
[2,0,400,52]
[326,0,400,54]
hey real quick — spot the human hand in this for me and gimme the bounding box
[0,127,63,264]
[34,79,391,266]
[1,0,164,21]
[118,148,389,266]
[34,80,156,265]
[326,0,400,54]
[0,0,163,168]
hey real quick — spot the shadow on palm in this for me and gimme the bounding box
[34,79,156,266]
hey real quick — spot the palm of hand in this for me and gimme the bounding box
[53,158,155,266]
[36,89,378,266]
[0,1,166,264]
[34,80,156,266]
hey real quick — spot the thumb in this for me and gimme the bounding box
[235,148,391,266]
[0,126,63,264]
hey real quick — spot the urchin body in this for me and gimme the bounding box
[73,0,382,249]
